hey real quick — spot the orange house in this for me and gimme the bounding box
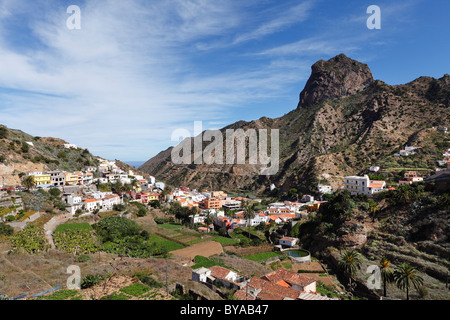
[203,198,222,210]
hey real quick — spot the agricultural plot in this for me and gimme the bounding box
[53,222,98,255]
[243,251,282,262]
[170,241,223,262]
[54,222,92,233]
[147,234,185,252]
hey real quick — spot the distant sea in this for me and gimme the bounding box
[124,161,146,169]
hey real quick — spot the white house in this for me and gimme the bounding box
[301,195,314,203]
[343,175,386,196]
[317,184,333,194]
[102,194,121,210]
[95,177,109,184]
[190,214,207,224]
[84,198,103,212]
[65,194,82,205]
[192,267,213,284]
[369,166,380,172]
[249,213,269,226]
[279,237,298,247]
[222,199,241,210]
[64,143,78,149]
[155,182,165,190]
[193,266,249,290]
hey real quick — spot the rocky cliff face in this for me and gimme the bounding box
[298,54,374,109]
[140,54,449,194]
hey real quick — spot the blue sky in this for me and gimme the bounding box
[0,0,448,162]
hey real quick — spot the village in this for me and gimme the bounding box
[1,142,449,301]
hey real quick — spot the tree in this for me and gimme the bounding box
[368,199,378,222]
[393,263,424,300]
[137,207,147,217]
[22,175,36,191]
[0,223,14,236]
[288,188,299,201]
[0,126,8,139]
[148,200,161,209]
[49,188,61,198]
[379,257,394,297]
[243,201,255,239]
[169,201,196,226]
[338,249,362,296]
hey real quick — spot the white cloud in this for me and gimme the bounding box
[0,0,312,160]
[0,0,406,162]
[232,1,314,45]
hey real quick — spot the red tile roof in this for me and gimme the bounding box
[262,269,315,287]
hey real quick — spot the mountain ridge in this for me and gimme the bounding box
[139,54,449,195]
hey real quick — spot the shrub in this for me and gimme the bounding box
[53,230,98,255]
[81,274,108,289]
[49,188,61,198]
[100,292,130,300]
[9,225,49,254]
[0,223,14,236]
[137,207,147,217]
[76,254,92,263]
[112,204,126,212]
[132,272,163,288]
[0,126,8,139]
[20,141,30,153]
[120,283,151,297]
[93,216,139,242]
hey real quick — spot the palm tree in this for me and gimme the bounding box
[339,249,362,296]
[379,257,394,297]
[368,199,378,222]
[22,175,36,191]
[393,263,424,300]
[243,201,255,239]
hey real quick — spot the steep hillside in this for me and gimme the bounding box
[0,126,99,186]
[291,182,450,300]
[140,54,450,195]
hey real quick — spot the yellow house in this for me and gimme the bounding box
[307,202,321,212]
[147,193,160,201]
[212,191,227,198]
[65,172,78,186]
[32,174,51,186]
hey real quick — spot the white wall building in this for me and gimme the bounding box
[317,184,333,194]
[279,237,298,247]
[343,175,386,196]
[248,213,269,226]
[64,144,78,149]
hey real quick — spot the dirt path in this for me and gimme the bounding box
[170,241,224,264]
[43,215,73,249]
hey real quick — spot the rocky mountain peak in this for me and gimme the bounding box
[298,53,374,109]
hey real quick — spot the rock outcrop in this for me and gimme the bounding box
[140,54,449,195]
[298,53,374,109]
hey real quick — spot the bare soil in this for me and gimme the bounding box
[170,241,224,264]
